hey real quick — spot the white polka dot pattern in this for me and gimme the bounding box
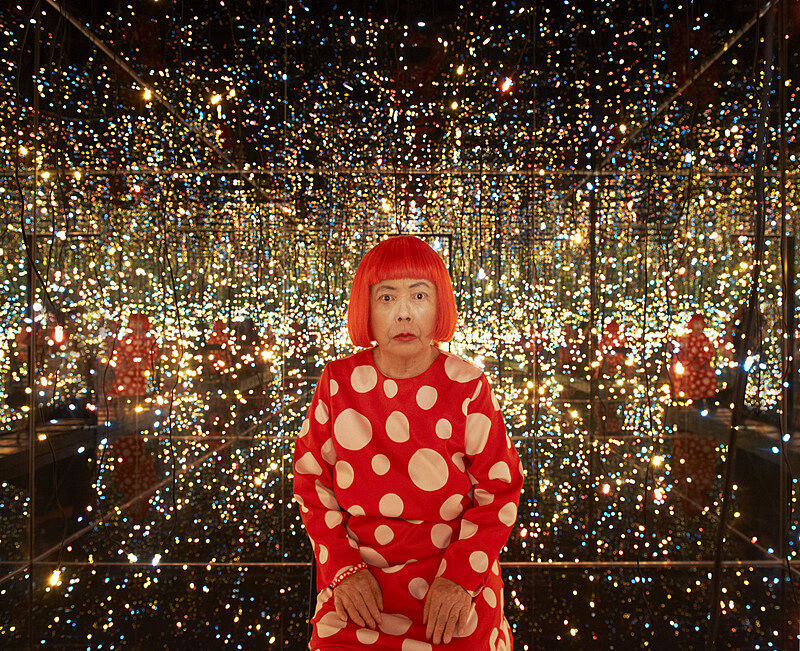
[386,410,410,442]
[356,628,379,644]
[335,460,354,488]
[435,418,452,439]
[415,385,437,410]
[378,613,412,635]
[315,480,338,509]
[444,354,483,382]
[465,412,491,455]
[451,452,466,471]
[315,400,329,424]
[374,524,394,545]
[430,523,452,548]
[350,365,378,393]
[439,494,464,520]
[316,611,345,638]
[295,452,322,475]
[498,501,518,526]
[488,461,512,483]
[453,604,479,637]
[469,550,489,573]
[436,558,447,576]
[470,381,482,401]
[320,438,336,465]
[333,408,372,450]
[359,545,389,567]
[408,448,448,491]
[383,379,398,398]
[371,454,390,475]
[459,519,479,539]
[378,493,404,517]
[474,488,495,506]
[408,577,429,600]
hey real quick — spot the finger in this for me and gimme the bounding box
[334,594,347,622]
[457,602,471,636]
[369,579,384,616]
[363,587,383,627]
[433,601,455,645]
[341,595,365,627]
[353,591,377,629]
[422,592,431,626]
[442,606,460,644]
[425,598,442,640]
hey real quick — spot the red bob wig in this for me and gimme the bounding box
[347,235,457,348]
[687,313,707,328]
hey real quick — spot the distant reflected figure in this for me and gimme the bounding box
[206,319,232,375]
[674,313,717,408]
[596,320,627,378]
[111,313,158,398]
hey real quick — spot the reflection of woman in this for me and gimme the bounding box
[111,313,157,398]
[595,320,626,378]
[676,313,717,408]
[293,236,524,649]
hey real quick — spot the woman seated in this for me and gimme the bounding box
[293,235,524,649]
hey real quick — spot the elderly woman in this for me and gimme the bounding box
[293,235,524,649]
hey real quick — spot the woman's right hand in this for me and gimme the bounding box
[333,569,383,629]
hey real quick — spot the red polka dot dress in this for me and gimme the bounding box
[293,347,524,650]
[679,333,717,400]
[111,334,157,397]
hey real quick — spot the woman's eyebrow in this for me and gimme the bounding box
[374,281,431,292]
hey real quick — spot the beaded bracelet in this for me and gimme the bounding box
[329,562,368,590]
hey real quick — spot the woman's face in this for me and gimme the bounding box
[369,278,438,356]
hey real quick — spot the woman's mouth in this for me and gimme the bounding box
[393,334,416,342]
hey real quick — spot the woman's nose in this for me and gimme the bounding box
[395,299,412,321]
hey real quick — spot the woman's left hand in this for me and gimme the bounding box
[422,576,472,645]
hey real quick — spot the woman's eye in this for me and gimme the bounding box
[416,292,426,300]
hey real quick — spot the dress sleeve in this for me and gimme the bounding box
[292,364,364,589]
[439,374,524,594]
